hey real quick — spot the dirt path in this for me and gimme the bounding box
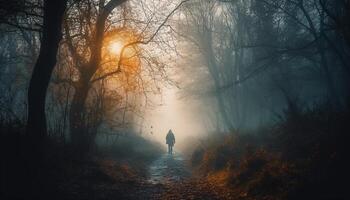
[55,153,234,200]
[130,153,228,200]
[148,153,191,184]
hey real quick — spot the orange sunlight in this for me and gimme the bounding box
[102,29,140,73]
[104,28,139,60]
[108,40,124,55]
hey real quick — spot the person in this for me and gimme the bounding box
[166,129,175,154]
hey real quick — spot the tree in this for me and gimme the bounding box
[26,0,68,156]
[63,0,127,153]
[63,0,187,153]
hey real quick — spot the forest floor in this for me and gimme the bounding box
[144,153,230,200]
[54,153,233,200]
[116,153,234,200]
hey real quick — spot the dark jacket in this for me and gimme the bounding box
[166,130,175,145]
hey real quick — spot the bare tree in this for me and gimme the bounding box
[26,0,67,158]
[58,0,188,153]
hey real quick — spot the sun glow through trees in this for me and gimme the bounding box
[109,41,124,56]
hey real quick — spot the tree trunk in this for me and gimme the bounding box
[67,0,126,154]
[68,7,108,153]
[26,0,67,154]
[69,80,91,153]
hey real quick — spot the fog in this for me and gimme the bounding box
[139,86,207,151]
[2,0,350,199]
[1,0,349,147]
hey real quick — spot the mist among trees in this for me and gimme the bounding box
[1,0,349,199]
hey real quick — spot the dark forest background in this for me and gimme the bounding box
[1,0,350,199]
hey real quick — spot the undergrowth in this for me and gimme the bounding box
[190,105,350,200]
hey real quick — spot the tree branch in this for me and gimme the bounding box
[91,0,191,82]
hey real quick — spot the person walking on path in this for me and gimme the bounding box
[166,129,175,154]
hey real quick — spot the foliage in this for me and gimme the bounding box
[190,105,350,199]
